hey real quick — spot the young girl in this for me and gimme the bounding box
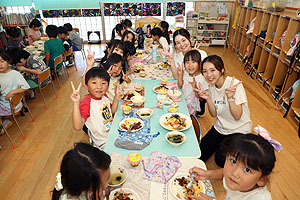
[123,41,136,72]
[188,133,276,200]
[51,142,111,200]
[121,30,135,43]
[28,19,42,45]
[159,21,170,45]
[194,55,252,167]
[121,19,133,30]
[177,50,208,115]
[150,27,169,51]
[99,40,124,69]
[111,24,125,40]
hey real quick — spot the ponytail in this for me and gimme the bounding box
[111,28,116,41]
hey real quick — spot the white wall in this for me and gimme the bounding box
[287,0,300,8]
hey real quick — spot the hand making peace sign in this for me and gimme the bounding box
[225,77,242,99]
[70,81,82,103]
[177,62,184,77]
[193,82,210,100]
[86,50,95,69]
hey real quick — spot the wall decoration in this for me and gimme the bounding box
[62,9,82,17]
[143,3,161,16]
[82,9,101,17]
[104,3,124,16]
[123,3,142,16]
[167,2,185,16]
[42,10,63,18]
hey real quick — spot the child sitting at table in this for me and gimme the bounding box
[44,25,65,71]
[0,49,30,117]
[71,68,123,150]
[121,30,135,44]
[6,27,26,49]
[57,26,73,66]
[159,21,170,45]
[177,49,208,115]
[28,19,42,45]
[8,47,47,98]
[123,41,136,72]
[51,142,111,200]
[121,19,133,31]
[63,23,83,51]
[150,27,169,51]
[111,23,125,41]
[188,133,277,200]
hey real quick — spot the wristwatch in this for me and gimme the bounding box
[227,97,235,102]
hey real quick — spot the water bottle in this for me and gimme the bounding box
[152,44,157,64]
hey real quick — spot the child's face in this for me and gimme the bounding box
[87,77,109,99]
[174,35,191,53]
[223,155,266,192]
[202,61,224,85]
[16,58,27,66]
[107,61,122,77]
[33,26,40,31]
[0,56,10,73]
[112,47,123,57]
[185,59,200,76]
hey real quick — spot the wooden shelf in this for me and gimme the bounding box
[198,20,229,24]
[4,24,28,27]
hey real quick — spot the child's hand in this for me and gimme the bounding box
[17,66,26,72]
[122,70,131,83]
[177,62,184,77]
[5,91,14,100]
[86,50,95,69]
[115,85,124,100]
[187,192,212,200]
[225,77,241,99]
[189,167,209,181]
[70,81,82,103]
[193,83,210,100]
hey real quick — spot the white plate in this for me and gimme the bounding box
[169,173,206,200]
[153,85,169,94]
[157,62,171,70]
[119,118,144,132]
[123,91,141,101]
[109,188,141,200]
[159,113,192,131]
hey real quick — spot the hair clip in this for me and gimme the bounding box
[54,172,63,191]
[254,125,283,152]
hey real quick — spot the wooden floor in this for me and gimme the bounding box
[0,45,299,200]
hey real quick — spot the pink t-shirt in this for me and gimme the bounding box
[28,28,41,44]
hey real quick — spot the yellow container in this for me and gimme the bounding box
[127,153,141,167]
[122,106,131,115]
[135,84,143,92]
[161,78,168,85]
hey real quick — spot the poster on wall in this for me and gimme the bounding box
[42,10,63,18]
[82,9,101,17]
[103,3,161,16]
[123,3,142,16]
[143,3,161,16]
[167,2,185,16]
[104,3,124,16]
[62,9,82,17]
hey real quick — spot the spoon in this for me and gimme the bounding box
[187,166,196,188]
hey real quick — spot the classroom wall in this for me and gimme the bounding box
[287,0,300,8]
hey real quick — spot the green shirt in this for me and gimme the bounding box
[44,38,64,69]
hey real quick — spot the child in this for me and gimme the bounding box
[159,21,170,45]
[188,133,276,200]
[6,27,26,49]
[111,24,125,40]
[44,25,65,70]
[63,23,83,51]
[121,30,135,43]
[0,49,30,116]
[177,50,208,115]
[51,142,111,200]
[150,27,169,51]
[71,67,123,149]
[123,41,136,72]
[121,19,133,30]
[57,26,73,66]
[28,19,42,45]
[8,48,47,97]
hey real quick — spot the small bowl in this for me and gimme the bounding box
[137,108,154,120]
[161,78,168,85]
[122,106,131,115]
[130,96,146,106]
[166,131,186,147]
[135,84,143,92]
[167,90,182,100]
[109,165,128,187]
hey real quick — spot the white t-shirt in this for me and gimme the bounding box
[182,73,208,114]
[159,37,169,51]
[223,178,272,200]
[208,76,252,135]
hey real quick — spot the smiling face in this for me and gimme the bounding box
[174,35,191,54]
[0,56,10,73]
[184,58,200,76]
[223,156,267,192]
[87,77,109,99]
[112,47,123,57]
[107,61,122,77]
[33,26,40,31]
[202,61,225,88]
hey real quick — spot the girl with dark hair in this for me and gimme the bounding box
[111,24,125,40]
[121,30,135,43]
[159,21,170,45]
[28,19,42,45]
[121,19,132,30]
[194,55,252,167]
[188,133,277,200]
[150,27,169,51]
[51,142,111,200]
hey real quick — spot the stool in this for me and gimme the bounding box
[87,31,101,44]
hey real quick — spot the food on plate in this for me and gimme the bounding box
[109,172,126,186]
[167,134,184,143]
[122,106,131,115]
[127,153,141,167]
[120,118,142,131]
[158,62,171,69]
[123,91,139,101]
[137,108,154,120]
[173,176,205,199]
[154,85,169,94]
[166,131,186,147]
[163,114,187,130]
[113,189,134,200]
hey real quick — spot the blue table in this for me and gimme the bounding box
[104,79,201,158]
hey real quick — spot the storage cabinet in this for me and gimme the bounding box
[229,5,300,131]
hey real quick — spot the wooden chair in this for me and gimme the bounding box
[31,68,58,110]
[63,47,77,71]
[54,54,69,89]
[8,93,35,139]
[190,114,202,144]
[0,117,16,149]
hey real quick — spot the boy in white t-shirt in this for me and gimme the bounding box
[71,67,123,150]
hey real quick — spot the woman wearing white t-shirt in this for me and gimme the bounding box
[150,27,169,52]
[194,55,252,167]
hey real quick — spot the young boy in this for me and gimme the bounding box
[57,26,73,66]
[63,23,82,51]
[6,27,26,49]
[44,25,65,70]
[71,67,123,150]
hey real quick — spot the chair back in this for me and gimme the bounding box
[64,48,73,58]
[190,114,202,143]
[10,93,23,111]
[54,54,63,70]
[38,67,50,85]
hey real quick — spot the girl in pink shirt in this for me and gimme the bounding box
[28,19,42,45]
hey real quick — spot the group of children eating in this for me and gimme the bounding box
[0,18,280,200]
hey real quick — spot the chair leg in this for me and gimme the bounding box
[81,49,86,60]
[0,120,16,148]
[55,69,62,89]
[39,87,48,110]
[63,63,69,80]
[50,79,59,98]
[22,99,35,122]
[12,114,26,139]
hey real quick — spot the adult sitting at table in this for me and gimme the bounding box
[194,55,252,167]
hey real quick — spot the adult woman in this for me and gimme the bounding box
[194,55,252,167]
